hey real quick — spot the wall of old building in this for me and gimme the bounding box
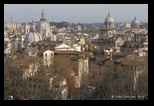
[43,50,54,66]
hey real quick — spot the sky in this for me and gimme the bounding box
[4,4,148,23]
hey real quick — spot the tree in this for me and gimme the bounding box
[89,55,148,100]
[4,51,39,99]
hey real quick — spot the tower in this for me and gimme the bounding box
[104,12,115,29]
[25,22,29,34]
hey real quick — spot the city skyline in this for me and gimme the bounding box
[4,4,148,23]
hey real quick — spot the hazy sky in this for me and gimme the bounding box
[4,4,148,23]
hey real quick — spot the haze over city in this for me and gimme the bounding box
[4,4,148,23]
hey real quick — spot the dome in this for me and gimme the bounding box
[25,31,42,43]
[36,9,50,30]
[36,20,50,30]
[105,13,114,23]
[25,20,42,43]
[132,17,139,24]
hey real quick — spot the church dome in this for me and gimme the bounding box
[105,13,114,23]
[25,20,42,43]
[25,32,42,43]
[36,9,50,30]
[36,20,50,30]
[132,17,139,24]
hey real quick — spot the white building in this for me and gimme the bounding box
[47,35,57,41]
[60,79,68,100]
[4,17,21,30]
[43,50,54,67]
[72,44,81,52]
[115,37,124,53]
[76,59,89,88]
[23,63,40,79]
[55,43,75,51]
[77,25,82,31]
[55,43,81,52]
[4,48,11,55]
[11,37,21,51]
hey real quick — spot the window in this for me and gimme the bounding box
[51,53,53,57]
[45,53,47,57]
[29,84,31,88]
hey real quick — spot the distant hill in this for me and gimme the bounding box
[48,21,148,29]
[141,23,148,28]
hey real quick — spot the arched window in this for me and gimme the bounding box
[45,53,47,57]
